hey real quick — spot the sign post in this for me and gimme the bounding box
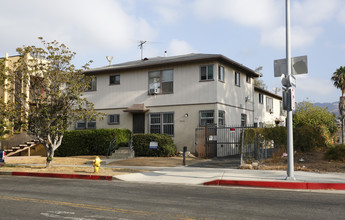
[274,1,308,180]
[285,0,295,181]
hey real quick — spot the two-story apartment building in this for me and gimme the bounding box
[82,53,283,152]
[254,86,285,127]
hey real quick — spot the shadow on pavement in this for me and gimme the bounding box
[188,155,241,168]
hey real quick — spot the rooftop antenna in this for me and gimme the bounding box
[273,87,281,94]
[106,56,113,66]
[138,41,147,60]
[255,66,263,73]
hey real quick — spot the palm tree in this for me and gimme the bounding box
[331,66,345,144]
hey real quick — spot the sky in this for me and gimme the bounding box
[1,0,345,103]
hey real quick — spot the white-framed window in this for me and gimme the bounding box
[235,72,240,86]
[218,110,225,126]
[76,120,96,129]
[241,114,247,127]
[199,110,214,126]
[259,93,264,104]
[149,112,174,136]
[87,77,97,91]
[280,101,285,116]
[109,75,120,85]
[108,114,120,125]
[200,65,214,81]
[218,65,224,82]
[148,69,173,94]
[266,97,273,113]
[246,74,251,83]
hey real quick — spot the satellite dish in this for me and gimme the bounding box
[106,56,113,65]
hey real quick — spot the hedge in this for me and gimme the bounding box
[244,125,330,153]
[55,128,131,156]
[132,133,176,157]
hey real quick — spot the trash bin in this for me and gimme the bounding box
[0,151,5,163]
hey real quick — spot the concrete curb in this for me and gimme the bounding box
[1,171,113,181]
[203,179,345,190]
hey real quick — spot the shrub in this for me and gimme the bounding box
[55,128,131,156]
[244,125,331,153]
[325,144,345,161]
[244,127,286,147]
[132,134,176,157]
[294,125,329,152]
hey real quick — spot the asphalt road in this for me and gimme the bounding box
[0,176,345,220]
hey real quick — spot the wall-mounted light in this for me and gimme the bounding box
[245,96,251,102]
[184,113,189,118]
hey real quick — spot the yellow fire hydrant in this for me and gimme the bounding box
[93,156,102,173]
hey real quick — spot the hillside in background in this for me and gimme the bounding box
[314,102,339,116]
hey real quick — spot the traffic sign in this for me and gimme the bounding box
[274,55,308,77]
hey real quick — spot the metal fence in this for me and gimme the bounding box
[195,124,276,161]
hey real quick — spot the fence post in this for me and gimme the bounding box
[240,128,244,165]
[183,146,187,166]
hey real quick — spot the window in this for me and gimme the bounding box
[259,93,264,104]
[241,114,247,127]
[218,110,225,126]
[199,110,214,126]
[87,77,97,91]
[200,65,214,81]
[109,75,120,85]
[218,66,224,82]
[266,97,273,113]
[235,72,240,86]
[76,120,96,129]
[148,69,173,94]
[280,101,285,116]
[246,74,251,83]
[108,114,120,124]
[149,112,174,136]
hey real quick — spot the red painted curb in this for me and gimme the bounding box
[11,172,112,181]
[204,179,345,190]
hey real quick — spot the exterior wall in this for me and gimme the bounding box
[80,55,285,152]
[83,62,218,109]
[254,90,285,126]
[92,103,217,152]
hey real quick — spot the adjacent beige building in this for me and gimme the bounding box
[81,53,284,152]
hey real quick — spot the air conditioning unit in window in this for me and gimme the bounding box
[149,88,160,95]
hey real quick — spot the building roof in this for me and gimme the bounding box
[254,86,282,100]
[85,53,261,77]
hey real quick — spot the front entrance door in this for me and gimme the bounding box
[133,114,145,133]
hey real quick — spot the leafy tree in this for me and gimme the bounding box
[13,37,102,167]
[0,56,16,137]
[293,101,338,146]
[254,79,267,89]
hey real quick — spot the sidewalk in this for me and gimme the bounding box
[2,158,345,190]
[115,166,345,190]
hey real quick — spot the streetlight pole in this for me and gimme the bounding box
[286,0,295,180]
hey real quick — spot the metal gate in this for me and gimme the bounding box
[195,124,217,158]
[195,125,273,160]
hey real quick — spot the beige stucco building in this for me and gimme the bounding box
[81,53,284,152]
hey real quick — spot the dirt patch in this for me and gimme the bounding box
[258,152,345,173]
[5,155,105,165]
[0,165,142,176]
[1,155,205,176]
[107,156,205,167]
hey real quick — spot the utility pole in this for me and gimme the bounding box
[285,0,295,180]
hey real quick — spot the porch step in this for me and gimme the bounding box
[108,147,135,159]
[5,139,40,157]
